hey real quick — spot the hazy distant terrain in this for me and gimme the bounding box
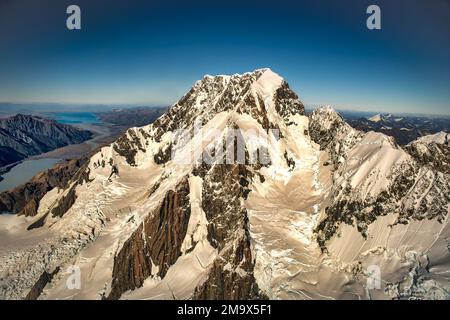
[345,113,450,145]
[96,106,167,132]
[0,114,92,168]
[0,106,166,191]
[0,103,136,116]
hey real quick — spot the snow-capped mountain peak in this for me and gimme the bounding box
[0,70,448,301]
[368,113,403,123]
[368,113,381,122]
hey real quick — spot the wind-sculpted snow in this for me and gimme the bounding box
[0,69,448,300]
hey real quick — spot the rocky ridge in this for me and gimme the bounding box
[0,114,92,168]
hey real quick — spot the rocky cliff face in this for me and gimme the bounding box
[0,157,89,217]
[107,177,191,300]
[192,162,262,300]
[0,69,448,300]
[0,114,92,168]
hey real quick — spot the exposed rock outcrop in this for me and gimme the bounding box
[405,132,450,174]
[0,157,89,216]
[25,267,60,300]
[192,161,263,299]
[107,177,191,299]
[310,108,449,251]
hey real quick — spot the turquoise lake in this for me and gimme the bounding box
[0,112,101,193]
[50,112,100,124]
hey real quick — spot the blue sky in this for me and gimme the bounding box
[0,0,449,115]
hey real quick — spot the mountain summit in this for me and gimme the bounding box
[0,69,448,300]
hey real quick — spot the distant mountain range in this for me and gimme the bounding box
[346,113,450,145]
[0,114,92,168]
[96,106,167,128]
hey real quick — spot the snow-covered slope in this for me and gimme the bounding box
[0,69,448,300]
[405,131,449,174]
[368,114,382,122]
[414,131,448,145]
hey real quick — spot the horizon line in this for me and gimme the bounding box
[1,101,449,118]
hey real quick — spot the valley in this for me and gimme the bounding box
[0,107,166,193]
